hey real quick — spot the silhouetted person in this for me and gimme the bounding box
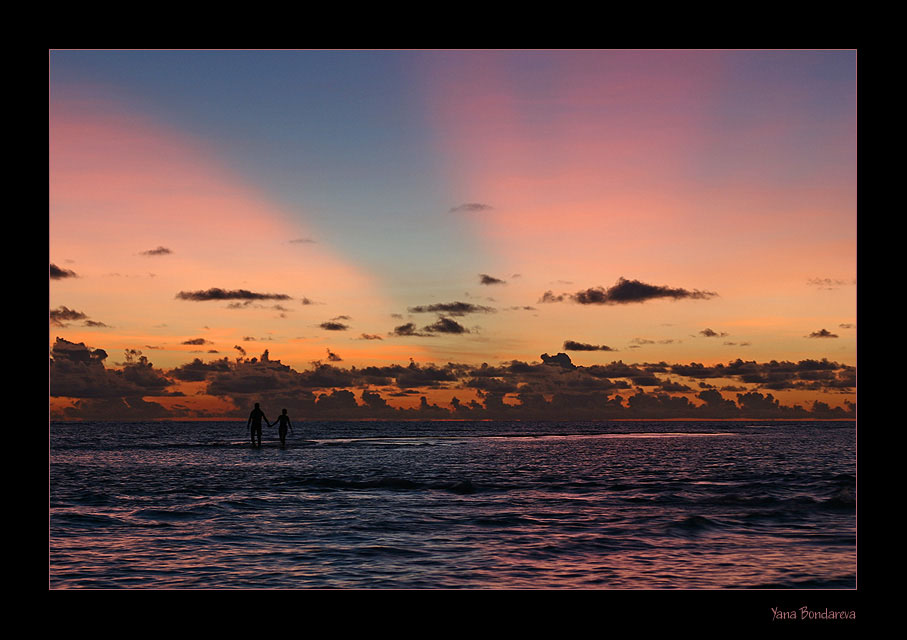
[247,402,269,447]
[275,408,293,447]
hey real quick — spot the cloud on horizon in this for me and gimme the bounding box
[50,340,857,421]
[50,339,177,419]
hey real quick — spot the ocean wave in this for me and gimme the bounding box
[286,476,479,494]
[469,513,535,527]
[50,419,855,589]
[68,492,116,507]
[354,545,429,557]
[131,507,214,521]
[666,514,725,535]
[823,486,856,509]
[52,512,126,527]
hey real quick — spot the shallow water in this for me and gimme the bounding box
[49,420,856,589]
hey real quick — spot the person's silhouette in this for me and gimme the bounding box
[275,408,294,447]
[247,402,269,447]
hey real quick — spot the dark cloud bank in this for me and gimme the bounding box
[50,338,183,421]
[50,338,856,421]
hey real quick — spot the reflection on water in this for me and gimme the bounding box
[50,420,855,589]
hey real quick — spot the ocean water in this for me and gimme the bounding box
[49,420,856,589]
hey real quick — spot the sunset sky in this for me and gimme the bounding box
[49,50,857,420]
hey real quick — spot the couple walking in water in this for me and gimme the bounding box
[247,402,293,447]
